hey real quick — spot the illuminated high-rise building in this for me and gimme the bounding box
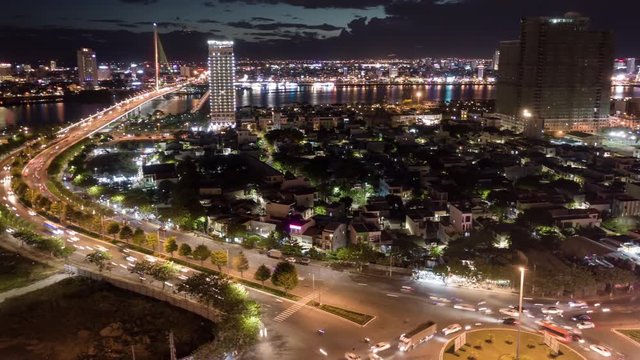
[496,14,614,136]
[0,63,12,80]
[627,58,636,75]
[207,40,236,128]
[492,50,500,70]
[477,65,485,79]
[77,48,98,88]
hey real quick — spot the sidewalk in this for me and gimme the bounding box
[0,272,72,303]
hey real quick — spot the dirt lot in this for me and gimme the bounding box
[0,277,214,360]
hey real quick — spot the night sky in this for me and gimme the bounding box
[1,0,638,63]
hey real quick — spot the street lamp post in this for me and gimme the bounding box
[516,267,525,360]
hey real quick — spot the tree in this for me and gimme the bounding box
[149,261,177,289]
[106,222,120,239]
[282,237,302,256]
[192,244,211,265]
[271,261,298,294]
[86,250,112,272]
[164,236,178,257]
[145,232,159,250]
[119,225,133,242]
[254,264,271,286]
[211,250,228,272]
[132,227,145,246]
[233,251,250,277]
[178,243,192,257]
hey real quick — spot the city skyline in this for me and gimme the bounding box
[1,0,639,62]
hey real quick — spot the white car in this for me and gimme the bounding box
[442,323,462,336]
[370,342,390,353]
[27,210,37,216]
[344,353,361,360]
[453,303,476,312]
[541,306,563,315]
[285,257,296,263]
[576,321,595,329]
[589,344,611,357]
[499,308,520,317]
[569,300,588,308]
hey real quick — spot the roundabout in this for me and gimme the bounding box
[441,328,586,360]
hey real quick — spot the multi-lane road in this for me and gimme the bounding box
[2,90,639,360]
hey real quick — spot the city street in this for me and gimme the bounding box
[1,93,637,360]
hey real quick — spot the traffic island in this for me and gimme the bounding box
[613,328,640,345]
[441,329,585,360]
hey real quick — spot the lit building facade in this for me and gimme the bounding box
[496,14,614,136]
[77,48,98,88]
[207,40,236,129]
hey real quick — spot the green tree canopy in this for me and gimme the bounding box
[254,264,271,286]
[119,225,133,242]
[232,251,250,277]
[271,261,298,294]
[178,243,192,257]
[164,236,178,256]
[192,244,212,265]
[211,250,228,271]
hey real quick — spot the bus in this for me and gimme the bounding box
[538,321,571,343]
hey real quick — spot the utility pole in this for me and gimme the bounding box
[154,23,159,91]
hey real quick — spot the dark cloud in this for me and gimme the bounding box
[90,19,125,24]
[135,21,183,29]
[119,0,159,4]
[117,23,140,29]
[217,0,388,9]
[197,19,220,24]
[227,20,342,31]
[251,17,275,22]
[203,1,216,7]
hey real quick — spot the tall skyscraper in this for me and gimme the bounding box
[492,50,500,70]
[207,40,236,129]
[627,58,636,75]
[77,48,98,88]
[477,65,485,79]
[496,14,614,136]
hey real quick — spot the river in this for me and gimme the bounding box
[1,84,640,129]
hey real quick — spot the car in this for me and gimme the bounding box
[541,306,563,314]
[502,317,517,325]
[571,314,591,321]
[569,300,588,308]
[453,303,476,312]
[298,257,311,265]
[285,257,296,263]
[499,308,520,317]
[400,286,414,292]
[572,334,585,344]
[370,342,391,353]
[27,210,36,216]
[442,323,462,336]
[478,306,493,314]
[589,344,611,357]
[344,352,361,360]
[576,321,595,329]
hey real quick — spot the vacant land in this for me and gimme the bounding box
[0,277,214,360]
[443,329,584,360]
[0,248,55,293]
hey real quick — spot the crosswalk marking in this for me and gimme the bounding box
[274,291,318,322]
